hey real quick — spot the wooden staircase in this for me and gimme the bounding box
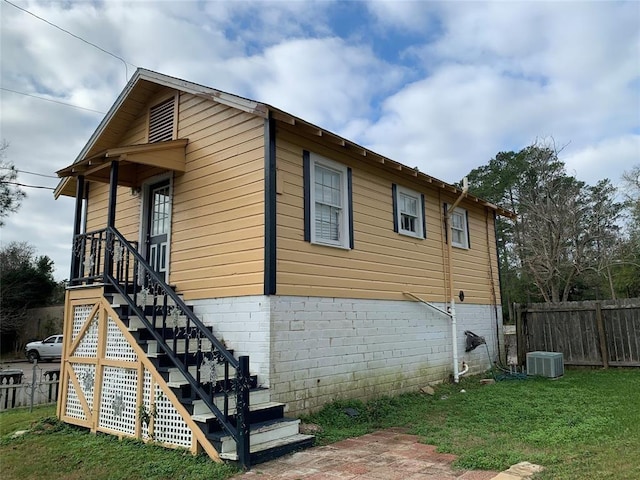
[106,291,314,465]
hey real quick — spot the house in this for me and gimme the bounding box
[54,68,513,468]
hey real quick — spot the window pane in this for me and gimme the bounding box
[451,210,466,246]
[401,214,416,232]
[151,186,170,236]
[315,203,340,241]
[400,194,417,216]
[311,158,349,246]
[451,212,463,230]
[315,165,341,207]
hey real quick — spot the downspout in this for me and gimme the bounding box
[445,178,468,383]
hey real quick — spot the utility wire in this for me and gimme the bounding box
[1,87,107,114]
[0,166,58,179]
[3,0,135,83]
[0,181,55,191]
[17,169,58,179]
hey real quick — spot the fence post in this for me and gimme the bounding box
[515,303,526,366]
[595,302,609,369]
[30,361,37,412]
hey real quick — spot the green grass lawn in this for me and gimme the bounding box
[303,367,640,479]
[1,368,638,479]
[0,407,238,480]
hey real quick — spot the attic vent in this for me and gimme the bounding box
[148,97,175,143]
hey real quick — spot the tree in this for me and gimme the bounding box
[614,165,640,297]
[579,179,624,299]
[0,242,57,353]
[466,140,626,313]
[0,140,26,226]
[622,164,640,233]
[464,148,542,317]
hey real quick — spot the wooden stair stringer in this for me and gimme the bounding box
[100,297,223,463]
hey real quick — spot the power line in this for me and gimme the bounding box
[18,169,58,179]
[0,166,58,179]
[0,181,55,191]
[3,0,135,83]
[1,87,107,114]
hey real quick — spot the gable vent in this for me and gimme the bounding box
[148,97,175,143]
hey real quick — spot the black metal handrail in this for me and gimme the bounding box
[70,227,251,468]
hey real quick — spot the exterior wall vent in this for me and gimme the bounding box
[148,97,175,143]
[526,351,564,378]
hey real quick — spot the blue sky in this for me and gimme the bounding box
[1,0,639,279]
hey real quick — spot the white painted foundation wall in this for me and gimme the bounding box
[193,296,503,415]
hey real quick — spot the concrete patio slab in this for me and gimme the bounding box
[231,428,501,480]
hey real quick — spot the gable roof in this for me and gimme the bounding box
[55,68,514,218]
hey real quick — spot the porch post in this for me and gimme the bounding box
[106,160,119,229]
[105,161,119,280]
[237,355,251,469]
[70,175,85,283]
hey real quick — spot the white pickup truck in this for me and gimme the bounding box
[24,335,63,363]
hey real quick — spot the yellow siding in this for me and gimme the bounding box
[85,183,140,242]
[275,126,501,305]
[80,83,501,306]
[83,90,266,301]
[171,93,265,300]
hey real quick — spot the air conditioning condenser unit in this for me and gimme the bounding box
[526,351,564,378]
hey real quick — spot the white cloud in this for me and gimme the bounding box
[355,0,640,184]
[0,0,637,280]
[224,37,405,129]
[365,1,440,33]
[563,135,640,188]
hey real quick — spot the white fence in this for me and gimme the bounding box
[0,367,60,411]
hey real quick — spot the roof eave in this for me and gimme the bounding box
[267,106,516,218]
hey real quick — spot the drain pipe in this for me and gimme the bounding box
[446,178,469,383]
[402,292,469,383]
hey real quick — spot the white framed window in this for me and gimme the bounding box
[450,207,469,249]
[306,152,352,249]
[393,185,425,239]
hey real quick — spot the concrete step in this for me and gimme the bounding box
[125,314,192,331]
[220,432,315,461]
[145,338,215,356]
[164,368,258,391]
[192,401,285,423]
[165,365,200,383]
[107,292,184,308]
[215,418,302,456]
[186,389,271,416]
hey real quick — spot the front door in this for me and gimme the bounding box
[146,180,170,282]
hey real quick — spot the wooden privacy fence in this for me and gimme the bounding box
[0,368,60,411]
[516,299,640,368]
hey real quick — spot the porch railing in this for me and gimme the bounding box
[70,227,251,468]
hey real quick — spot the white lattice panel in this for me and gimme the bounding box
[64,377,85,420]
[105,317,138,361]
[74,315,99,357]
[71,363,96,412]
[99,367,137,436]
[141,369,152,440]
[153,384,192,448]
[72,305,94,341]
